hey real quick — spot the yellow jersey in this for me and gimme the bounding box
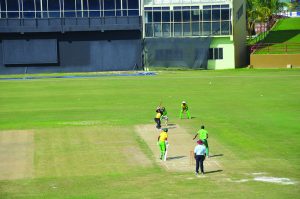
[182,104,188,110]
[155,112,161,119]
[159,131,168,142]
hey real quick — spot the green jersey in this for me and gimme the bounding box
[197,129,208,140]
[162,109,167,116]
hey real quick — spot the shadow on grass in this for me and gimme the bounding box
[263,30,300,43]
[209,154,224,158]
[167,156,186,160]
[205,170,223,175]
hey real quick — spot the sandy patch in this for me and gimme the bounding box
[135,124,222,173]
[0,130,34,180]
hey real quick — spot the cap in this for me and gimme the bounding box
[182,101,186,104]
[162,128,168,132]
[197,140,203,145]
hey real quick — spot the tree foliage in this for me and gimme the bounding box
[246,0,287,37]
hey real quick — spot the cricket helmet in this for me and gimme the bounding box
[162,128,168,132]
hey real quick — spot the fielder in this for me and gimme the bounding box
[193,125,209,157]
[157,128,169,160]
[180,101,191,119]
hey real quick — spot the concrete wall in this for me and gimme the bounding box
[232,0,248,68]
[250,54,300,68]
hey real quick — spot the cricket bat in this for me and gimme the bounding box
[164,145,168,161]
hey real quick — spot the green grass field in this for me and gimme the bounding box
[0,69,300,198]
[254,18,300,54]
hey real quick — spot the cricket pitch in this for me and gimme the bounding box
[135,124,221,173]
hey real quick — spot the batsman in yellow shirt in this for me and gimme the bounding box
[154,107,162,129]
[157,128,168,160]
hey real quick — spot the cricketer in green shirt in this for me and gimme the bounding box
[193,125,209,157]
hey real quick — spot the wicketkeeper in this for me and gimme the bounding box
[160,107,168,126]
[157,128,169,160]
[180,101,191,119]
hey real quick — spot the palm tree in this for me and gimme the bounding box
[246,0,267,38]
[246,0,287,38]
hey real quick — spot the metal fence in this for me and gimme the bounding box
[251,43,300,54]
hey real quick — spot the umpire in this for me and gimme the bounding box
[194,140,206,175]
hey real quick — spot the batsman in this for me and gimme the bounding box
[157,128,169,160]
[154,107,162,129]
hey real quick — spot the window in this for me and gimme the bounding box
[212,22,220,35]
[192,22,200,36]
[208,48,223,60]
[145,23,154,37]
[153,23,161,37]
[162,23,170,37]
[212,9,220,21]
[203,22,211,36]
[104,0,114,10]
[221,9,229,20]
[191,10,199,21]
[23,0,35,18]
[162,11,170,22]
[144,4,232,38]
[203,9,211,21]
[128,0,138,9]
[48,0,61,18]
[183,23,191,36]
[7,0,20,18]
[182,10,190,22]
[174,23,182,36]
[145,23,153,37]
[64,0,76,17]
[237,4,243,21]
[174,10,181,22]
[0,0,140,18]
[89,0,100,17]
[221,21,230,35]
[145,11,152,23]
[153,11,161,22]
